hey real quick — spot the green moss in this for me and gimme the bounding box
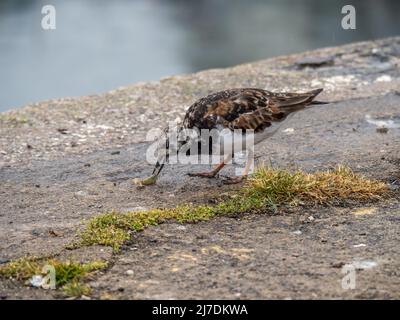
[79,206,218,251]
[0,258,42,281]
[63,280,92,298]
[78,165,389,252]
[0,257,107,288]
[80,222,131,251]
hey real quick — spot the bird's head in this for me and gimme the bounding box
[135,123,194,186]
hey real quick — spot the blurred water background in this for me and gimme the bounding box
[0,0,399,111]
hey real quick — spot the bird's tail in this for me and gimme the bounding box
[308,88,329,105]
[308,88,324,96]
[274,88,326,111]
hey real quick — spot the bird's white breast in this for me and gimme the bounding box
[191,112,295,158]
[213,119,288,155]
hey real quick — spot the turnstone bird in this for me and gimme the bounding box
[136,87,325,185]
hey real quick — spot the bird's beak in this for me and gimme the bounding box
[152,161,165,177]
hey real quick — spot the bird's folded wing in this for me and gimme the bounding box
[225,89,323,131]
[270,88,323,109]
[203,90,286,132]
[187,88,323,132]
[227,106,286,131]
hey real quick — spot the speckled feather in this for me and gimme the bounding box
[183,88,324,132]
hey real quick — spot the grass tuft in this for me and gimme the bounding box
[78,165,389,251]
[246,165,388,205]
[63,280,92,298]
[0,257,107,292]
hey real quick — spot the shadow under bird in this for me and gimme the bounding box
[135,87,326,186]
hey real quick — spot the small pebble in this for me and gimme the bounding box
[75,190,88,197]
[352,260,378,270]
[126,270,134,276]
[30,275,44,287]
[57,128,68,134]
[353,243,367,248]
[283,128,295,134]
[375,75,392,83]
[331,262,345,268]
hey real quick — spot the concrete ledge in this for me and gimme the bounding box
[0,38,399,299]
[0,37,399,166]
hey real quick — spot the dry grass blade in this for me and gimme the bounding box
[247,165,389,205]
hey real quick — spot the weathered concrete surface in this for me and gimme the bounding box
[0,37,399,299]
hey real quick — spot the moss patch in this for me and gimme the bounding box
[63,280,92,298]
[79,205,218,251]
[0,257,107,297]
[79,166,389,251]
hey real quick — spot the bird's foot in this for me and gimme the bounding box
[222,176,247,185]
[188,171,218,178]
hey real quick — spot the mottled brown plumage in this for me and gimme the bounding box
[183,87,324,132]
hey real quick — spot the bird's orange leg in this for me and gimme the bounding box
[223,148,254,184]
[188,154,232,178]
[188,161,226,178]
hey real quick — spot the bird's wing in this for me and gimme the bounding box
[184,88,270,130]
[268,88,323,109]
[183,88,323,132]
[228,88,324,132]
[227,105,285,132]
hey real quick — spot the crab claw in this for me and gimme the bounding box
[133,174,159,186]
